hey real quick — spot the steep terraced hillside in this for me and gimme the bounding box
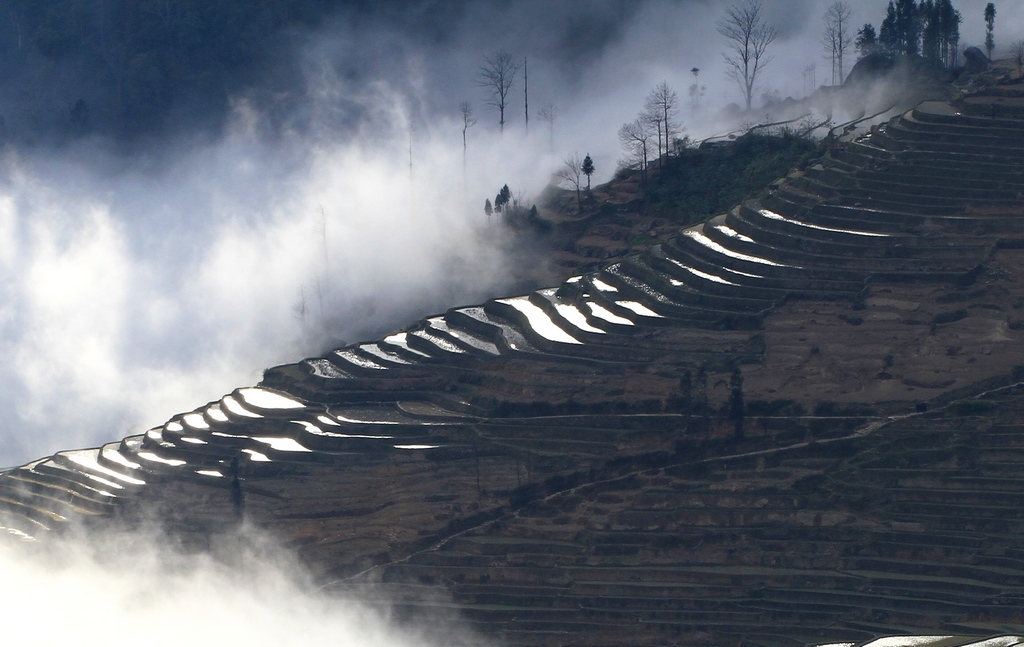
[345,386,1024,646]
[3,80,1024,646]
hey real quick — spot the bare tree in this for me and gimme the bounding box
[802,63,816,96]
[1014,41,1024,77]
[619,118,652,186]
[644,81,680,168]
[822,2,853,85]
[478,51,521,133]
[642,109,663,172]
[718,0,778,111]
[555,152,584,213]
[511,189,527,211]
[459,101,476,164]
[538,103,556,146]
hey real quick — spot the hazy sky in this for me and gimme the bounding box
[0,0,1019,468]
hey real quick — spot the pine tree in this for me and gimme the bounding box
[880,0,920,55]
[581,154,595,192]
[879,2,899,54]
[855,23,878,58]
[920,0,941,65]
[937,0,961,67]
[688,67,705,115]
[494,184,511,214]
[895,0,919,56]
[984,3,996,60]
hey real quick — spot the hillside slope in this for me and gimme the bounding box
[3,73,1024,647]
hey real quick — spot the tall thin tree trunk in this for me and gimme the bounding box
[523,57,529,135]
[641,141,648,186]
[663,105,671,155]
[656,122,663,170]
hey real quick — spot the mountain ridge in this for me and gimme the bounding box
[4,66,1024,647]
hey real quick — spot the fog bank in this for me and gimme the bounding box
[0,525,475,646]
[0,87,544,466]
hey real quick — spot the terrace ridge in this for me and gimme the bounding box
[3,82,1024,646]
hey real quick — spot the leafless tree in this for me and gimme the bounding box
[619,118,652,186]
[1015,41,1024,78]
[538,103,557,146]
[555,152,584,213]
[478,51,521,133]
[642,109,663,172]
[459,101,476,163]
[512,189,527,210]
[822,1,853,85]
[718,0,777,111]
[644,81,680,168]
[802,63,816,96]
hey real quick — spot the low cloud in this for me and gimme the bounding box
[0,523,477,646]
[0,81,543,466]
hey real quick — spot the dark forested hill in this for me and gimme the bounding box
[0,0,472,144]
[0,0,649,146]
